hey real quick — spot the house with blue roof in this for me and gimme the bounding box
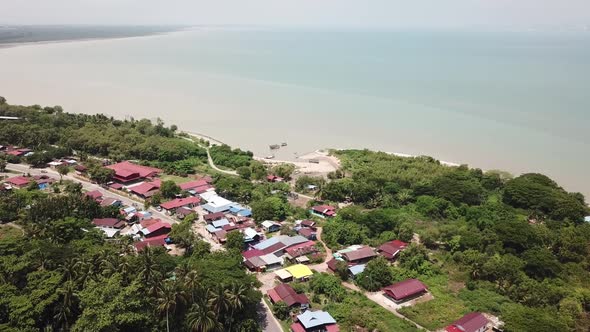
[348,264,366,278]
[290,310,339,332]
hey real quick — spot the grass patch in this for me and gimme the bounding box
[160,175,191,184]
[398,274,469,330]
[325,291,420,332]
[0,225,23,240]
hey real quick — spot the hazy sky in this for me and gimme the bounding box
[2,0,590,29]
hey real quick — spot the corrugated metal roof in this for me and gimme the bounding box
[348,264,366,276]
[297,311,336,329]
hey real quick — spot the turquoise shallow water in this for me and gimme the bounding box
[0,28,589,196]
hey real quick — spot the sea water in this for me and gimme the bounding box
[0,27,588,196]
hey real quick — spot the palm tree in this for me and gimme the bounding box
[184,270,202,304]
[224,283,248,331]
[186,303,221,332]
[54,280,78,331]
[100,255,119,278]
[207,285,229,317]
[118,257,131,285]
[74,258,92,286]
[60,258,77,282]
[396,189,413,205]
[139,247,162,288]
[157,281,187,332]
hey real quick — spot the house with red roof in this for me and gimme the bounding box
[285,241,317,259]
[341,246,377,264]
[310,205,336,218]
[100,197,122,207]
[204,212,225,223]
[74,164,88,174]
[299,220,317,229]
[297,227,317,240]
[378,240,408,261]
[128,179,161,198]
[267,175,284,183]
[382,279,428,303]
[242,249,265,260]
[5,148,32,157]
[85,190,103,202]
[92,218,126,229]
[179,179,213,195]
[175,207,195,220]
[141,221,171,238]
[105,161,162,183]
[5,176,30,188]
[445,312,490,332]
[134,234,169,252]
[140,218,161,228]
[267,284,310,309]
[160,196,201,213]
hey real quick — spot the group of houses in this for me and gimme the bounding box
[84,190,123,208]
[266,283,339,332]
[91,215,173,251]
[326,239,408,279]
[205,213,258,244]
[0,145,33,157]
[242,235,318,272]
[324,240,434,307]
[2,175,55,190]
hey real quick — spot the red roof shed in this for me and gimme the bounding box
[382,279,428,302]
[445,312,489,332]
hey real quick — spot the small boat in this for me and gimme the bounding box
[265,155,275,159]
[281,142,288,147]
[269,144,280,150]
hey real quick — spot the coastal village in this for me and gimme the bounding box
[0,140,507,332]
[2,101,590,332]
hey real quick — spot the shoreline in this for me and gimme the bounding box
[0,26,192,50]
[185,130,467,176]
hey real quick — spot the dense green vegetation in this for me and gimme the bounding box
[0,99,207,170]
[322,150,590,331]
[0,188,262,332]
[209,145,253,170]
